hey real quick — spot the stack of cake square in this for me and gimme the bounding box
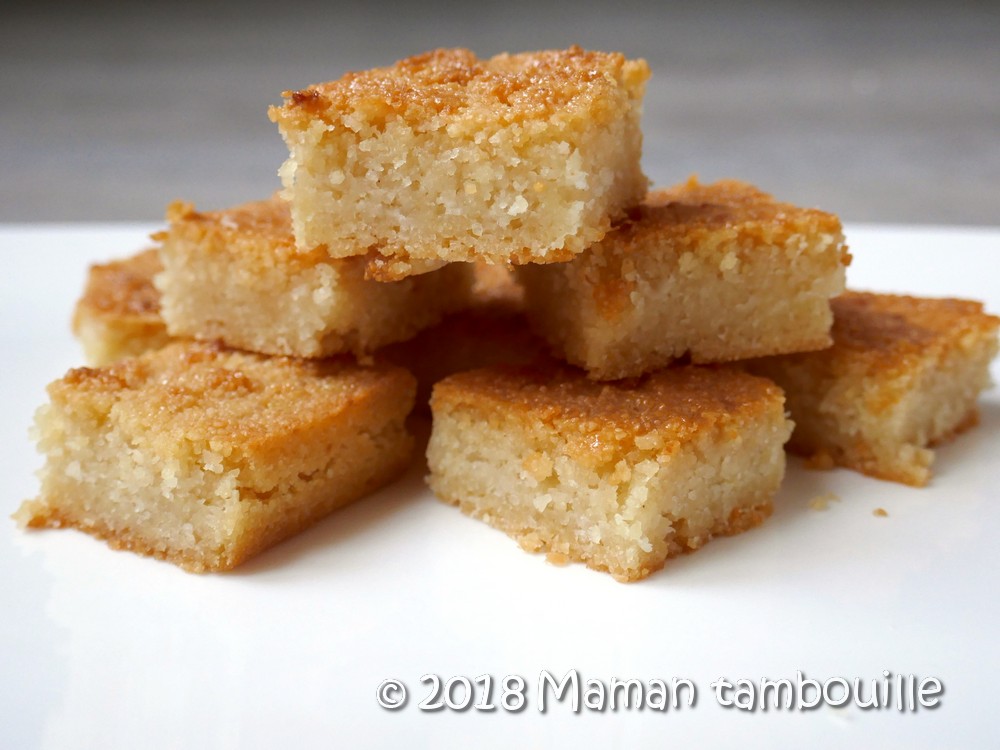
[16,47,999,581]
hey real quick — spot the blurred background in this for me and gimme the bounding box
[2,0,997,224]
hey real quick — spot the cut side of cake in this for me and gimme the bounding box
[269,47,650,278]
[746,291,999,486]
[153,196,473,357]
[427,364,793,581]
[517,177,851,379]
[14,342,416,571]
[73,249,172,366]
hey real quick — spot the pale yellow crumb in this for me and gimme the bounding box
[545,551,571,567]
[16,342,416,571]
[427,363,792,582]
[517,178,849,379]
[873,508,889,517]
[270,47,650,274]
[154,197,474,357]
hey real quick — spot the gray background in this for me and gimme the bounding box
[2,0,997,224]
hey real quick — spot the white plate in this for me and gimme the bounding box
[2,224,998,749]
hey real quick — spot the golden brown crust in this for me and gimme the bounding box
[72,249,174,365]
[838,292,995,429]
[271,47,650,130]
[829,291,998,364]
[773,291,999,415]
[154,195,336,270]
[73,249,162,322]
[642,178,844,236]
[584,178,849,316]
[433,364,784,465]
[52,341,415,460]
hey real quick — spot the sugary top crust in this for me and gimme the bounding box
[51,342,414,453]
[271,46,650,129]
[155,196,338,270]
[614,177,846,248]
[829,291,999,368]
[77,249,162,318]
[433,364,784,460]
[533,177,850,322]
[750,292,999,413]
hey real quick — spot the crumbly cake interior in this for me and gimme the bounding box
[16,343,415,570]
[427,365,792,581]
[155,197,473,357]
[518,178,850,379]
[73,249,173,365]
[748,292,999,485]
[270,47,649,274]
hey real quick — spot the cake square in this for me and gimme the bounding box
[516,178,851,379]
[15,342,416,571]
[269,47,650,278]
[746,291,999,486]
[73,249,172,366]
[153,196,473,358]
[427,364,793,581]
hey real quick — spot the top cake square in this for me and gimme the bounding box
[269,47,650,277]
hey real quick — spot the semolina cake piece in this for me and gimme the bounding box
[72,249,173,366]
[517,178,851,379]
[154,196,473,358]
[378,263,550,408]
[269,47,650,278]
[427,364,793,581]
[746,292,999,486]
[14,341,416,571]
